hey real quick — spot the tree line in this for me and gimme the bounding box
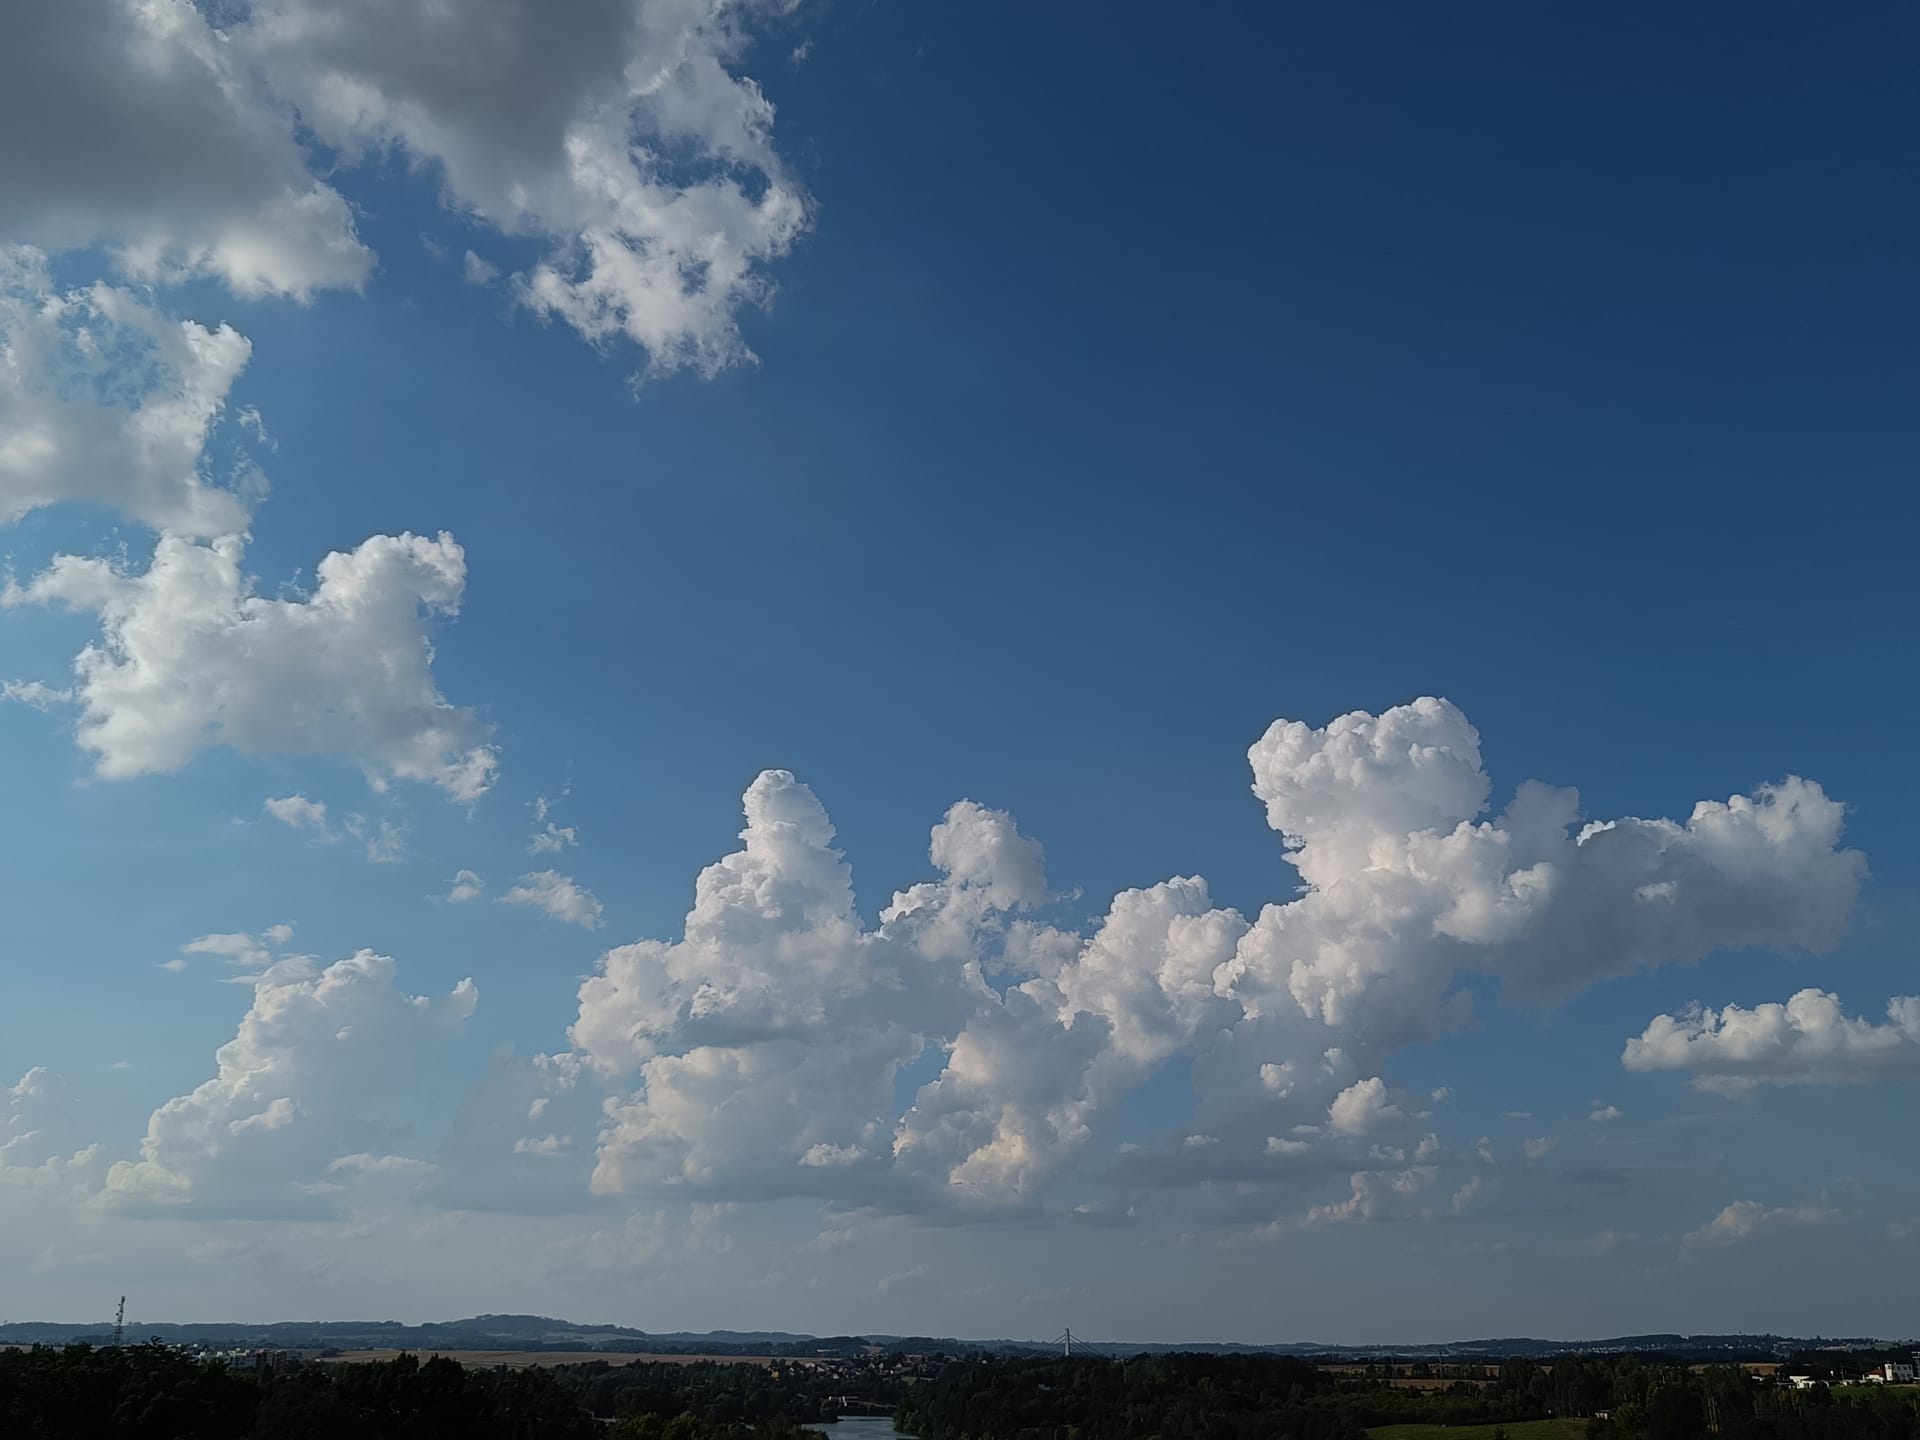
[892,1352,1920,1440]
[0,1344,839,1440]
[12,1340,1918,1440]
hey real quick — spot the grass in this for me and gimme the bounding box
[1369,1420,1590,1440]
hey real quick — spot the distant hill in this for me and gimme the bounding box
[0,1314,1904,1361]
[0,1314,841,1357]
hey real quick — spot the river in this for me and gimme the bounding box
[806,1419,916,1440]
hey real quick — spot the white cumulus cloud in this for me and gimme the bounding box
[462,251,500,287]
[265,795,329,832]
[445,870,487,904]
[4,530,497,800]
[326,1152,437,1177]
[103,950,476,1217]
[1299,1167,1437,1227]
[1624,988,1920,1093]
[500,871,604,929]
[229,0,810,377]
[0,253,258,536]
[2,1068,106,1198]
[1686,1199,1838,1248]
[1,1,809,378]
[530,822,579,855]
[179,926,295,972]
[578,774,1091,1210]
[1217,699,1863,1050]
[1327,1077,1408,1136]
[559,698,1868,1228]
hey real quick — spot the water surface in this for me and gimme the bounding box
[806,1419,916,1440]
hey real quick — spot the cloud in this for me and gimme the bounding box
[1624,989,1920,1093]
[543,1204,733,1275]
[1327,1077,1407,1136]
[183,933,269,967]
[876,1266,932,1296]
[103,950,476,1217]
[462,251,500,287]
[445,870,486,904]
[1218,699,1863,1049]
[263,796,404,864]
[227,0,809,377]
[0,254,258,535]
[578,775,1079,1209]
[326,1153,437,1177]
[566,699,1864,1227]
[265,795,329,832]
[0,269,495,805]
[5,530,497,800]
[1523,1136,1559,1161]
[500,871,604,928]
[1685,1200,1838,1248]
[3,1,812,379]
[1300,1167,1437,1227]
[179,926,296,972]
[2,1068,106,1198]
[805,1222,859,1251]
[0,1,371,299]
[530,822,578,855]
[1451,1175,1483,1214]
[1474,1136,1495,1164]
[1590,1104,1623,1123]
[344,814,407,864]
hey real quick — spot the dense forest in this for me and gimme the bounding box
[894,1354,1920,1440]
[10,1340,1920,1440]
[894,1353,1367,1440]
[551,1356,883,1426]
[0,1345,832,1440]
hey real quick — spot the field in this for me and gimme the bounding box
[1321,1364,1500,1390]
[318,1349,786,1369]
[1368,1420,1590,1440]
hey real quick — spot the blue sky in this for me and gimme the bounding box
[1,0,1916,1342]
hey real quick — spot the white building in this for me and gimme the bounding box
[1883,1361,1916,1384]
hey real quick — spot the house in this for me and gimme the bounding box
[1787,1376,1818,1391]
[1883,1362,1916,1384]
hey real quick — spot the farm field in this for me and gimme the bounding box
[1368,1420,1591,1440]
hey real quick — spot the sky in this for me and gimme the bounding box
[1,0,1916,1345]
